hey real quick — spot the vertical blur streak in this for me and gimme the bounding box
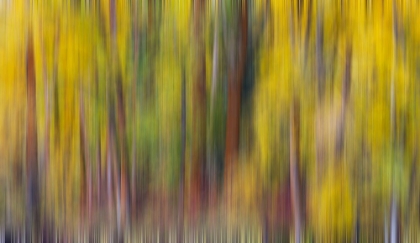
[3,0,420,241]
[191,0,206,220]
[25,29,39,238]
[130,0,139,221]
[224,0,248,202]
[290,98,302,243]
[79,85,92,226]
[179,64,186,242]
[390,1,398,243]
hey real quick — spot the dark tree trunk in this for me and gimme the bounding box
[116,72,129,228]
[79,90,92,225]
[26,30,40,238]
[224,0,248,194]
[190,0,207,219]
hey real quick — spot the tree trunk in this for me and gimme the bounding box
[106,119,115,223]
[335,44,352,159]
[116,72,129,229]
[314,6,325,181]
[210,0,219,116]
[178,64,186,242]
[79,89,92,225]
[390,192,398,243]
[130,0,140,220]
[290,98,303,243]
[389,2,399,242]
[110,0,129,234]
[26,30,40,236]
[208,0,220,215]
[315,6,325,102]
[190,0,207,219]
[224,0,248,196]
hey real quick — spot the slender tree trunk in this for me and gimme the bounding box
[131,0,140,220]
[208,0,219,215]
[178,64,186,242]
[42,26,50,174]
[106,121,114,223]
[116,73,129,229]
[384,210,389,243]
[290,98,302,243]
[96,73,102,209]
[314,5,325,182]
[390,191,398,243]
[405,150,417,224]
[335,44,352,159]
[26,30,40,237]
[79,88,92,225]
[315,6,325,102]
[110,0,129,235]
[40,17,52,237]
[148,0,153,34]
[389,2,399,242]
[210,0,219,116]
[190,0,207,219]
[303,0,312,62]
[224,0,248,196]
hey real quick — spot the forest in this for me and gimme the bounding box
[0,0,420,242]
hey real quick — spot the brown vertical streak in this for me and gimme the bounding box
[190,0,207,217]
[178,65,186,242]
[26,30,39,230]
[95,71,102,208]
[148,0,153,34]
[79,90,92,224]
[224,0,248,181]
[116,73,129,225]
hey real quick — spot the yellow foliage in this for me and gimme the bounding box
[310,165,354,240]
